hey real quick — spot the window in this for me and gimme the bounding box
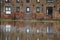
[46,26,52,33]
[16,7,20,12]
[59,8,60,13]
[46,7,53,15]
[36,7,40,13]
[6,36,10,40]
[5,6,11,14]
[26,28,30,33]
[16,0,20,3]
[26,0,30,3]
[36,0,40,3]
[47,0,53,2]
[16,28,19,33]
[36,29,40,33]
[6,25,11,32]
[26,7,30,13]
[16,36,20,40]
[5,0,10,2]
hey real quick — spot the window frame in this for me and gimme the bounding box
[16,0,20,3]
[26,28,30,34]
[5,36,10,40]
[5,0,10,3]
[26,0,30,3]
[36,0,40,3]
[16,7,20,12]
[46,26,53,33]
[26,7,30,13]
[5,25,11,32]
[36,28,40,33]
[5,6,11,14]
[36,7,40,13]
[46,7,53,15]
[59,8,60,14]
[47,0,53,2]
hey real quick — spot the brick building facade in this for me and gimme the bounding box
[1,0,60,20]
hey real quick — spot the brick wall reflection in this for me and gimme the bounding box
[0,21,60,40]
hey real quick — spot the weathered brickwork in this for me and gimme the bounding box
[1,0,60,20]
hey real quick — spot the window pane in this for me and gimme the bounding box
[36,7,40,13]
[16,7,20,12]
[5,6,11,14]
[36,0,40,2]
[26,28,30,33]
[47,0,53,2]
[26,0,30,3]
[46,26,52,33]
[5,0,10,2]
[36,29,40,33]
[16,0,20,3]
[26,7,30,13]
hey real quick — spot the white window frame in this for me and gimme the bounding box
[5,6,11,14]
[6,25,11,32]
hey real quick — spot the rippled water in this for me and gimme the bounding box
[0,21,60,40]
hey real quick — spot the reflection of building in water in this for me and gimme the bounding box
[1,0,60,20]
[0,21,60,40]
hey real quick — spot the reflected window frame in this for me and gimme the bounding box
[36,28,40,33]
[5,36,10,40]
[46,26,53,33]
[47,0,54,2]
[5,25,11,32]
[16,36,20,40]
[26,28,30,34]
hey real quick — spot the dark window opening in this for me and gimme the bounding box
[16,7,20,12]
[16,0,20,3]
[26,7,30,13]
[26,0,30,3]
[36,0,40,3]
[5,0,10,3]
[47,7,53,15]
[59,8,60,14]
[47,0,53,2]
[36,7,40,13]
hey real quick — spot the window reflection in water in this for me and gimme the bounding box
[0,21,60,40]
